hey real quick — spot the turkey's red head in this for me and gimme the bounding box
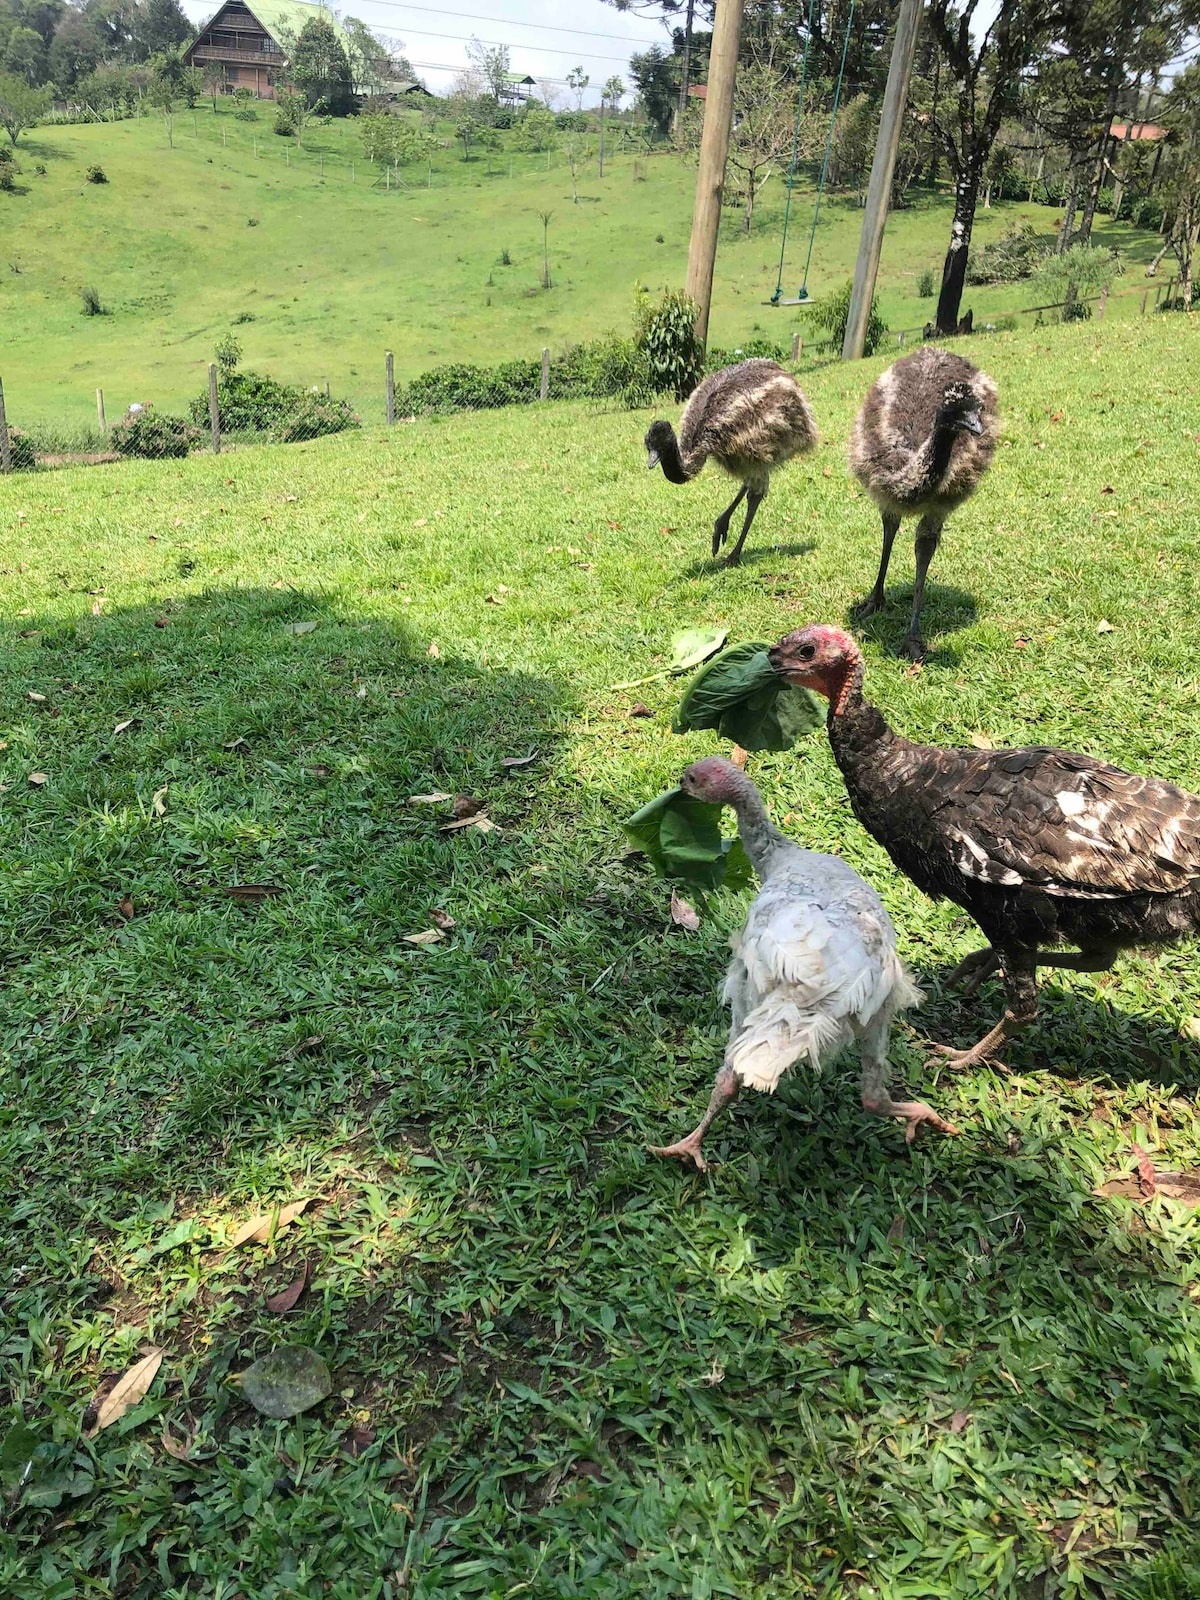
[680,756,745,806]
[769,625,861,707]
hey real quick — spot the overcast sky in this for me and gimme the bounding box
[180,0,673,102]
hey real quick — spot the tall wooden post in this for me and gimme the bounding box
[842,0,923,361]
[0,377,11,474]
[208,363,220,454]
[684,0,743,347]
[385,351,395,425]
[539,348,550,401]
[96,388,106,430]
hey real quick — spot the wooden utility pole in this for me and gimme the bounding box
[842,0,924,361]
[684,0,743,347]
[96,388,106,430]
[385,351,395,425]
[208,363,220,454]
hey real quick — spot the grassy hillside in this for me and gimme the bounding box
[0,101,1169,432]
[2,314,1200,1597]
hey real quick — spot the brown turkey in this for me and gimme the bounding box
[768,624,1200,1067]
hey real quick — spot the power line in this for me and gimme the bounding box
[345,0,665,47]
[371,21,634,63]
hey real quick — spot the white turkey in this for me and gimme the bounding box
[647,757,958,1172]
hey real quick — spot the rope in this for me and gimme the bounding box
[770,0,817,306]
[796,0,857,303]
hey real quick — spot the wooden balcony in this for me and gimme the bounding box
[192,44,281,67]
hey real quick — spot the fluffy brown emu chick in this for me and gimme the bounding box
[849,346,998,658]
[645,360,818,566]
[770,624,1200,1069]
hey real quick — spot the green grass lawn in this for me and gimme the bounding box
[0,101,1169,435]
[3,314,1200,1598]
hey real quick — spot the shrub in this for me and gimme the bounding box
[632,286,704,401]
[803,277,887,357]
[80,285,105,316]
[704,338,789,372]
[0,166,14,193]
[917,267,935,297]
[5,426,36,469]
[966,223,1046,285]
[397,358,542,414]
[1030,243,1123,314]
[189,368,302,432]
[273,102,295,135]
[214,332,242,377]
[273,393,360,442]
[85,163,107,184]
[499,247,512,266]
[235,106,259,121]
[110,408,198,459]
[555,111,588,131]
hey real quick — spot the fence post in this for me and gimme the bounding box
[1141,288,1149,315]
[208,362,220,454]
[0,376,10,474]
[1097,286,1108,321]
[385,350,395,425]
[540,347,550,402]
[96,387,106,430]
[790,331,801,361]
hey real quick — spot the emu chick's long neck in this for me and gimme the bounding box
[893,415,960,501]
[725,774,790,875]
[659,426,703,484]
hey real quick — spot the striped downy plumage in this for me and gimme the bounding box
[770,624,1200,1068]
[647,757,955,1174]
[644,359,818,566]
[849,346,999,658]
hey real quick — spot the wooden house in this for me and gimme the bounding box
[183,0,350,101]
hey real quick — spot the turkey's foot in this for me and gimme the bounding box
[646,1130,709,1172]
[864,1093,961,1144]
[850,591,884,621]
[929,1009,1026,1073]
[945,946,999,997]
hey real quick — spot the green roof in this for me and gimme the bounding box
[240,0,349,49]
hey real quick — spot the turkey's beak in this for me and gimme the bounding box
[646,449,660,471]
[962,410,983,435]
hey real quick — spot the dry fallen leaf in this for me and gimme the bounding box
[1097,619,1114,634]
[441,814,497,834]
[28,772,48,787]
[969,732,994,750]
[730,744,749,770]
[223,737,249,752]
[452,794,482,820]
[886,1215,906,1246]
[343,1422,376,1458]
[28,691,46,703]
[403,928,445,946]
[152,787,168,816]
[629,702,652,718]
[1183,1016,1200,1042]
[116,896,135,921]
[159,1425,192,1461]
[407,791,452,805]
[484,593,504,605]
[230,1198,311,1250]
[501,753,538,770]
[413,517,428,527]
[430,908,457,930]
[224,884,286,902]
[113,718,135,735]
[281,1035,325,1062]
[670,890,700,931]
[285,620,318,636]
[1101,484,1115,495]
[949,1410,970,1434]
[154,616,170,628]
[427,642,441,659]
[87,1348,164,1436]
[264,1260,312,1314]
[1133,1142,1157,1197]
[1154,1171,1200,1208]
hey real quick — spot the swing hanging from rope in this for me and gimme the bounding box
[767,0,856,307]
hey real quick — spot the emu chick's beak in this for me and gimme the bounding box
[963,411,984,435]
[646,450,660,471]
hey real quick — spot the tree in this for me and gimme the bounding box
[180,62,201,107]
[134,0,192,59]
[202,56,225,106]
[925,0,1053,335]
[47,8,102,88]
[675,51,801,232]
[1156,62,1200,309]
[599,74,623,177]
[4,24,46,84]
[288,16,352,114]
[147,67,175,146]
[511,104,556,152]
[0,65,47,140]
[342,16,393,97]
[566,64,588,112]
[629,44,675,138]
[466,33,509,100]
[276,88,316,146]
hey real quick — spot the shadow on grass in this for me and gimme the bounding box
[678,539,818,580]
[847,578,978,664]
[2,587,1198,1599]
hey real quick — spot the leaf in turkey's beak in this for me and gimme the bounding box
[646,450,660,471]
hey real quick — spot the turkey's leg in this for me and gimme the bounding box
[860,1021,960,1144]
[648,1065,739,1173]
[899,514,944,660]
[852,511,901,620]
[931,951,1037,1069]
[724,488,766,567]
[712,486,748,557]
[945,946,999,997]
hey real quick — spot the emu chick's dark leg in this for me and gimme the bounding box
[724,487,765,567]
[712,485,748,557]
[648,1065,739,1173]
[852,511,901,619]
[899,514,944,660]
[932,949,1037,1069]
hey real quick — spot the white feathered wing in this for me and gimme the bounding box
[722,872,921,1095]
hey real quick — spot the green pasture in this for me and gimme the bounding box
[0,101,1171,434]
[2,314,1200,1597]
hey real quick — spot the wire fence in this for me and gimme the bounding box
[0,281,1187,474]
